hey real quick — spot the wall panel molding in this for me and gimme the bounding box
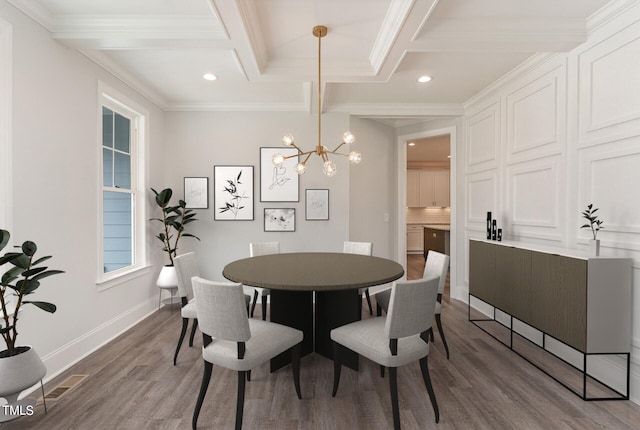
[506,65,566,164]
[504,157,564,242]
[578,18,640,146]
[466,170,498,225]
[466,103,500,173]
[578,137,640,240]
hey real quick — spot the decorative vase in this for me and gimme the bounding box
[589,239,600,257]
[156,265,179,310]
[0,346,47,422]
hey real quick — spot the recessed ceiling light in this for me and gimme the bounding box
[408,142,416,146]
[203,73,218,81]
[417,75,432,83]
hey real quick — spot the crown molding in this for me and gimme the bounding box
[6,0,55,30]
[586,0,640,34]
[369,0,416,73]
[327,102,464,117]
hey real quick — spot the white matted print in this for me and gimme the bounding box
[214,166,254,220]
[264,208,295,232]
[306,189,329,220]
[260,147,299,202]
[184,177,208,209]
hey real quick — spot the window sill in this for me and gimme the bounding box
[96,264,153,292]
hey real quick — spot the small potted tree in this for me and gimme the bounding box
[150,188,200,307]
[0,229,64,421]
[580,203,604,256]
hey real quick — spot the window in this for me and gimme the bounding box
[98,85,146,283]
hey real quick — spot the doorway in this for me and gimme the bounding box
[396,126,457,298]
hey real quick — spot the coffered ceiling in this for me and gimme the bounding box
[8,0,612,125]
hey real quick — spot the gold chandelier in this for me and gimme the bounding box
[273,25,362,177]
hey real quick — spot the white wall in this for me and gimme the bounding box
[1,1,165,382]
[457,1,640,402]
[161,111,359,281]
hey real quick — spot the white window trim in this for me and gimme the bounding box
[0,17,13,311]
[97,82,148,288]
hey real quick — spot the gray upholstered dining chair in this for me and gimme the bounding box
[191,277,303,430]
[173,252,250,366]
[173,252,200,366]
[343,241,374,315]
[375,250,451,359]
[331,276,440,429]
[248,241,279,320]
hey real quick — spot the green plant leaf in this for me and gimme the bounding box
[22,266,48,277]
[155,188,172,207]
[0,229,9,252]
[181,233,201,241]
[2,266,23,285]
[22,240,37,256]
[11,254,30,269]
[17,279,40,295]
[31,270,64,282]
[24,301,57,313]
[0,252,20,266]
[31,255,52,266]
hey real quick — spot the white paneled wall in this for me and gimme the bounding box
[460,2,640,402]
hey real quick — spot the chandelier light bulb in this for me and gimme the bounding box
[323,160,337,177]
[295,162,307,174]
[282,134,295,146]
[272,153,285,166]
[343,132,355,145]
[348,151,362,164]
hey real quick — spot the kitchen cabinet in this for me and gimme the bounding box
[407,225,423,252]
[407,170,449,207]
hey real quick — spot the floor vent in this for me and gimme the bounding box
[42,374,89,401]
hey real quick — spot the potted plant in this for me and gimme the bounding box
[580,203,604,256]
[0,229,64,421]
[150,188,200,306]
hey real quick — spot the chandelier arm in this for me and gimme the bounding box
[301,152,313,165]
[328,142,346,154]
[282,149,314,160]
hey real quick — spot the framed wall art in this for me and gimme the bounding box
[213,165,254,220]
[260,147,299,202]
[184,177,208,209]
[305,189,329,220]
[264,208,295,232]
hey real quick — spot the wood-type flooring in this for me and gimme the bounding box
[3,254,640,429]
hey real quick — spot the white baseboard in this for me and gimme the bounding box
[20,298,157,398]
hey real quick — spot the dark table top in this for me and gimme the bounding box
[223,252,404,291]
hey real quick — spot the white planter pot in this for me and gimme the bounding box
[589,239,600,257]
[0,346,46,422]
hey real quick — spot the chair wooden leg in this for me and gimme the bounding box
[236,371,247,430]
[377,303,382,317]
[189,319,198,347]
[174,317,189,365]
[365,288,373,315]
[192,361,213,430]
[380,365,385,378]
[250,290,258,318]
[246,370,251,381]
[435,313,449,359]
[261,295,267,321]
[428,327,434,343]
[419,356,439,423]
[389,367,401,430]
[292,343,302,399]
[331,342,342,397]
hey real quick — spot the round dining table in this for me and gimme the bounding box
[223,252,404,371]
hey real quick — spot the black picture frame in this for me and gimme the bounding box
[264,208,296,232]
[260,147,300,202]
[305,189,329,220]
[213,165,254,221]
[183,177,209,209]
